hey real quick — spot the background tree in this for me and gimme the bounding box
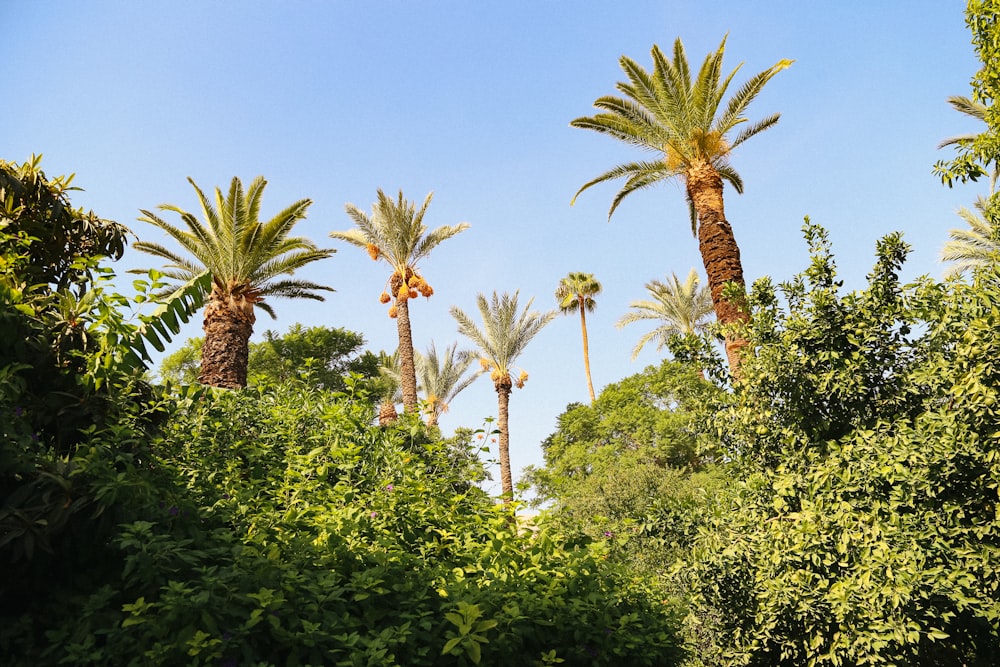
[555,272,602,402]
[571,37,792,374]
[247,324,380,392]
[331,190,469,413]
[617,268,714,359]
[415,341,479,427]
[158,337,203,384]
[133,176,335,389]
[451,291,555,500]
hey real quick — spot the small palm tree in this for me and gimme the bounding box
[133,176,335,388]
[617,269,714,359]
[555,272,602,402]
[941,196,1000,277]
[374,350,402,426]
[331,190,469,413]
[415,341,479,428]
[451,291,555,500]
[571,36,791,374]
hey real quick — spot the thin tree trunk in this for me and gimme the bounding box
[687,160,750,376]
[579,300,596,403]
[395,294,419,412]
[495,379,513,502]
[199,290,254,389]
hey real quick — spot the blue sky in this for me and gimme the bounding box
[2,1,985,495]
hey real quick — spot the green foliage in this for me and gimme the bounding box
[4,382,683,666]
[934,0,1000,187]
[248,323,381,391]
[159,324,383,392]
[529,360,718,501]
[527,360,725,579]
[676,223,1000,665]
[0,155,128,290]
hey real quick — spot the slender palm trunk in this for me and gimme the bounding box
[687,160,749,376]
[578,300,596,403]
[495,378,513,502]
[199,290,254,389]
[394,295,419,412]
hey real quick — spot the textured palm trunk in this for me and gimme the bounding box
[495,378,514,502]
[394,295,419,413]
[378,398,398,426]
[199,290,254,389]
[686,160,750,376]
[578,301,596,403]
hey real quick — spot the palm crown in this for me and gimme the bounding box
[415,341,480,426]
[617,268,715,359]
[555,272,602,313]
[133,176,334,318]
[571,36,792,229]
[941,195,1000,277]
[331,189,469,312]
[451,291,555,391]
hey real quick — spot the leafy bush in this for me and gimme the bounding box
[676,223,1000,665]
[4,380,683,666]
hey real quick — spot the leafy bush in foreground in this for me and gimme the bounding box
[676,224,1000,666]
[4,381,682,666]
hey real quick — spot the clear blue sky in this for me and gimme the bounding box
[2,1,985,495]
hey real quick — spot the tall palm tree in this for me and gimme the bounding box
[133,176,335,388]
[936,95,998,194]
[331,190,469,413]
[941,195,1000,277]
[451,291,555,500]
[555,272,602,403]
[571,36,792,374]
[617,268,714,359]
[415,341,479,428]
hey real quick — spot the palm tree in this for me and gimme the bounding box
[937,95,998,194]
[330,190,469,413]
[451,291,555,500]
[415,341,479,427]
[555,272,602,403]
[375,351,402,426]
[571,36,792,374]
[617,268,715,359]
[941,195,1000,277]
[133,176,335,388]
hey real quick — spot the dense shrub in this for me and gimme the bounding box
[675,224,1000,665]
[4,382,682,666]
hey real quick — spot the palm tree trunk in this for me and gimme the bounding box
[378,398,398,426]
[199,291,254,389]
[579,302,596,403]
[687,160,749,376]
[395,295,419,412]
[495,378,513,502]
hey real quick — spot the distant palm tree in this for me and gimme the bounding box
[133,176,335,388]
[555,272,602,403]
[331,190,469,413]
[937,95,998,194]
[941,196,1000,277]
[451,291,555,500]
[571,36,791,374]
[415,341,479,428]
[617,269,714,359]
